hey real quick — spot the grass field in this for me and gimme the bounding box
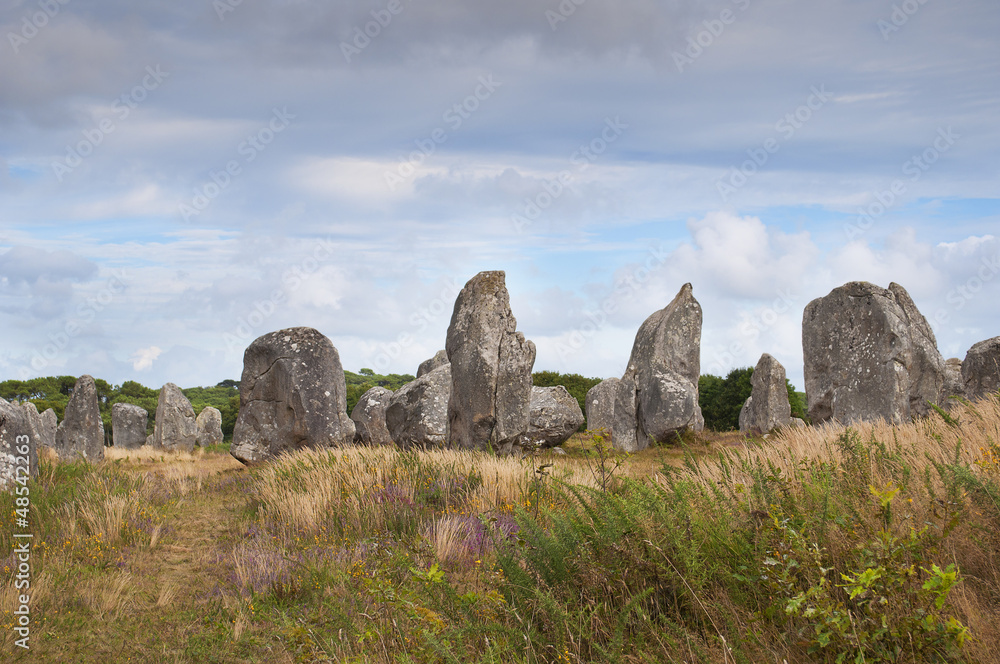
[3,397,1000,663]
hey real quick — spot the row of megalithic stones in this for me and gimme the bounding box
[2,273,998,486]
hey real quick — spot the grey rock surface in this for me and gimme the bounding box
[22,402,56,451]
[112,403,148,449]
[889,283,947,417]
[417,350,449,378]
[54,375,105,461]
[585,378,620,438]
[386,364,451,449]
[351,386,394,446]
[446,271,536,453]
[231,327,356,464]
[614,283,704,452]
[152,383,197,453]
[195,406,224,447]
[803,281,947,425]
[1,398,36,490]
[739,354,792,434]
[525,386,585,448]
[962,336,1000,400]
[943,358,965,407]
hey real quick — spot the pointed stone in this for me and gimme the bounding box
[153,383,197,453]
[739,353,792,434]
[54,375,105,462]
[446,271,536,453]
[616,283,704,451]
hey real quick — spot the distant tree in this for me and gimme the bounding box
[699,367,753,431]
[216,379,240,389]
[787,380,809,422]
[359,368,375,377]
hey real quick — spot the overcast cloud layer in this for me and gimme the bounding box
[1,0,998,391]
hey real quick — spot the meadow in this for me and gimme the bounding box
[2,396,1000,663]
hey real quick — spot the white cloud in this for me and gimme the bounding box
[130,345,162,371]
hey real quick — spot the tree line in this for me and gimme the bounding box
[1,367,807,445]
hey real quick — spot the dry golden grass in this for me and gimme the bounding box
[104,445,243,479]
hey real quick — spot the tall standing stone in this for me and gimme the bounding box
[351,386,394,446]
[152,383,197,453]
[195,406,224,447]
[962,336,1000,400]
[614,283,704,452]
[386,364,451,449]
[112,403,148,449]
[54,375,105,461]
[446,271,536,453]
[739,353,792,434]
[231,327,356,464]
[1,398,36,490]
[803,281,947,425]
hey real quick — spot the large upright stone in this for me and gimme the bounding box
[22,402,56,451]
[417,350,449,378]
[54,375,105,461]
[963,337,1000,400]
[889,283,947,417]
[386,364,450,449]
[1,398,36,490]
[351,386,394,446]
[739,353,792,434]
[195,406,224,447]
[585,378,620,436]
[152,383,197,452]
[231,327,356,464]
[112,403,148,449]
[614,283,704,452]
[803,281,947,425]
[525,386,585,448]
[446,271,536,453]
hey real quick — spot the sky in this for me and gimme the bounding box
[0,0,998,393]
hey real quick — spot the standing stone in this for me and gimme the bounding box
[417,350,449,378]
[614,283,704,452]
[1,398,36,490]
[803,282,947,425]
[152,383,197,452]
[112,403,148,450]
[525,386,585,448]
[195,406,224,447]
[231,327,356,464]
[962,336,1000,400]
[585,378,620,437]
[446,271,536,453]
[351,386,394,446]
[739,354,792,434]
[22,402,56,451]
[386,364,451,449]
[54,375,105,462]
[889,283,947,417]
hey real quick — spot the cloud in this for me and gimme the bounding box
[130,345,162,371]
[0,245,97,284]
